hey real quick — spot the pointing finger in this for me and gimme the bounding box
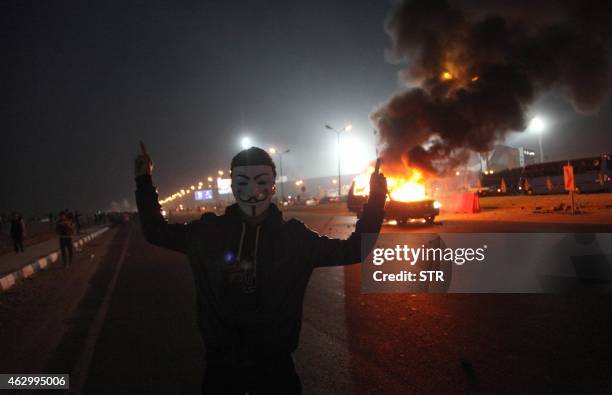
[139,140,148,156]
[374,158,382,175]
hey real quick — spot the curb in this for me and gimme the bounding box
[0,227,110,293]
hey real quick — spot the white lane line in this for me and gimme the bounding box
[71,225,133,394]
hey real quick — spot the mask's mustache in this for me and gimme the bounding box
[239,192,268,204]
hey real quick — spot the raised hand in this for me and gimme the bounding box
[369,158,388,201]
[135,140,154,177]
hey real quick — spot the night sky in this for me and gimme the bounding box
[2,0,610,215]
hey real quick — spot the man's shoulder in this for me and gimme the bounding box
[184,213,225,242]
[190,212,222,227]
[189,210,239,229]
[199,212,219,221]
[282,218,316,237]
[282,217,302,228]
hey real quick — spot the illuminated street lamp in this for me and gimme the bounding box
[241,136,251,150]
[218,170,224,177]
[207,176,213,182]
[529,116,547,163]
[324,123,352,199]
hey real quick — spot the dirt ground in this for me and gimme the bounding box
[281,193,612,225]
[440,193,612,225]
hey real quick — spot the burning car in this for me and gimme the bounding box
[348,164,440,225]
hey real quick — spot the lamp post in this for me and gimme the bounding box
[270,148,290,202]
[529,116,546,163]
[324,123,352,199]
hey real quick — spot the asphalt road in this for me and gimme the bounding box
[0,211,611,394]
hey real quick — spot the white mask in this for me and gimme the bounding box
[231,165,277,217]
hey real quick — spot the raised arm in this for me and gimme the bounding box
[306,160,387,267]
[134,141,188,253]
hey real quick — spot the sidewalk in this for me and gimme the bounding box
[0,226,109,292]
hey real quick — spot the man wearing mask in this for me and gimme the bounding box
[135,143,387,394]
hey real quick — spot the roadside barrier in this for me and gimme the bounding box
[0,227,109,293]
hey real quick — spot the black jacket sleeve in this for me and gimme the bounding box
[135,175,189,253]
[304,193,385,268]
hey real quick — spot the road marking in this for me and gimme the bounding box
[71,225,132,394]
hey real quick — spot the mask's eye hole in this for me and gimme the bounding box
[257,181,267,186]
[237,182,248,186]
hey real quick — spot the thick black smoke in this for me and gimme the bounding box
[371,0,611,174]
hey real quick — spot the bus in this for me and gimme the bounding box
[521,153,612,195]
[478,167,523,196]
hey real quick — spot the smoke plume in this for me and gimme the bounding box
[371,0,611,174]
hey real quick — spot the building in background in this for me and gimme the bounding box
[481,145,537,172]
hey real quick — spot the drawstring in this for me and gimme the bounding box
[236,223,261,280]
[253,225,261,278]
[237,222,246,261]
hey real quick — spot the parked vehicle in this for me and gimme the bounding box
[347,182,440,225]
[478,168,523,196]
[520,153,612,194]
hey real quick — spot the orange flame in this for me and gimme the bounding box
[442,71,453,80]
[352,163,428,202]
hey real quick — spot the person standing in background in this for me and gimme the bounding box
[10,212,26,253]
[56,211,75,268]
[74,210,81,236]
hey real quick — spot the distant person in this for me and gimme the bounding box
[10,212,26,253]
[56,211,75,268]
[135,142,387,394]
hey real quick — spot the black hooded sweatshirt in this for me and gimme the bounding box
[135,174,385,366]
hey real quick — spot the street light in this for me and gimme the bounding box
[241,136,251,150]
[529,116,547,163]
[269,148,290,202]
[324,123,352,199]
